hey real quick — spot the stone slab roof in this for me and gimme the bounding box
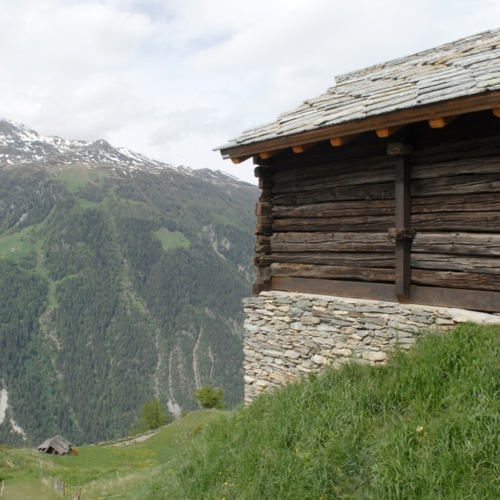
[217,29,500,152]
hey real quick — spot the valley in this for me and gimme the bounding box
[0,120,258,446]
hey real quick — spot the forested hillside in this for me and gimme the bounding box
[0,126,257,446]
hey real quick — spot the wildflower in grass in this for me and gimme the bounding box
[416,426,424,432]
[478,394,482,398]
[224,482,228,486]
[295,448,299,453]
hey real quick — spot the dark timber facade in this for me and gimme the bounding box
[217,29,500,313]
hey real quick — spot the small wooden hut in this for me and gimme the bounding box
[216,29,500,313]
[37,435,72,455]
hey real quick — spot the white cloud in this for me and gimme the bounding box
[0,0,499,184]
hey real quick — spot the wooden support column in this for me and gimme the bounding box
[388,142,413,303]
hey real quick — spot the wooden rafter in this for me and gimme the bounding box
[231,155,252,164]
[330,134,359,147]
[493,108,500,118]
[259,149,284,159]
[376,125,403,138]
[428,114,461,128]
[292,142,319,153]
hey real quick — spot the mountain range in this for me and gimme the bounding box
[0,120,258,445]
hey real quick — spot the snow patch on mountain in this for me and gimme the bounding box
[0,119,248,187]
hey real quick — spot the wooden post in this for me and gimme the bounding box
[395,154,411,303]
[388,143,413,303]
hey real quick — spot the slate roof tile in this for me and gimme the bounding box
[217,29,500,152]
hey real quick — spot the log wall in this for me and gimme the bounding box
[251,110,500,311]
[411,120,500,292]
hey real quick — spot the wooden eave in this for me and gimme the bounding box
[221,91,500,162]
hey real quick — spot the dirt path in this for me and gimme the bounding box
[107,429,160,447]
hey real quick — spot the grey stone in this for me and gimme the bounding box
[301,316,321,326]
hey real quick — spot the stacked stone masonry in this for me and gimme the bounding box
[243,291,500,404]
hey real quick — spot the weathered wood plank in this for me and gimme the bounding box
[411,135,500,167]
[272,277,397,302]
[410,285,500,312]
[255,243,271,253]
[272,152,389,183]
[412,156,500,180]
[255,202,272,216]
[412,174,500,197]
[413,232,500,256]
[271,252,394,267]
[412,193,500,213]
[255,235,271,245]
[254,265,272,283]
[412,212,500,232]
[273,199,395,218]
[255,215,273,235]
[273,165,394,195]
[272,215,393,232]
[412,253,500,275]
[271,232,393,253]
[271,263,394,282]
[274,182,395,205]
[412,269,500,291]
[254,255,274,267]
[259,189,273,203]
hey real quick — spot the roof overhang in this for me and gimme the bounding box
[219,90,500,163]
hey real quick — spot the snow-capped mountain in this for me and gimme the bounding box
[0,119,242,185]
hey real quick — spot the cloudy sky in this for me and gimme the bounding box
[1,0,499,183]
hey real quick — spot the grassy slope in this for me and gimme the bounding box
[145,323,500,500]
[0,410,221,500]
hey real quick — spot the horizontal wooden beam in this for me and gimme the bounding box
[219,90,500,160]
[411,285,500,313]
[428,114,461,128]
[292,142,319,153]
[231,155,252,164]
[330,134,359,147]
[493,108,500,118]
[272,277,397,302]
[259,149,284,159]
[376,125,403,138]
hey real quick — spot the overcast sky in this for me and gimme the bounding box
[1,0,499,184]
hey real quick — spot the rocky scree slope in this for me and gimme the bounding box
[0,119,258,446]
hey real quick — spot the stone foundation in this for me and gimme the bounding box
[242,291,500,404]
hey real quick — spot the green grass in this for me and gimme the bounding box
[0,224,43,262]
[154,228,190,251]
[54,166,90,193]
[145,323,500,499]
[0,411,221,500]
[5,324,500,499]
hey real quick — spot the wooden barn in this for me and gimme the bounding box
[215,29,500,402]
[37,435,72,455]
[217,29,500,313]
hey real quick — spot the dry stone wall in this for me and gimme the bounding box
[243,290,500,404]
